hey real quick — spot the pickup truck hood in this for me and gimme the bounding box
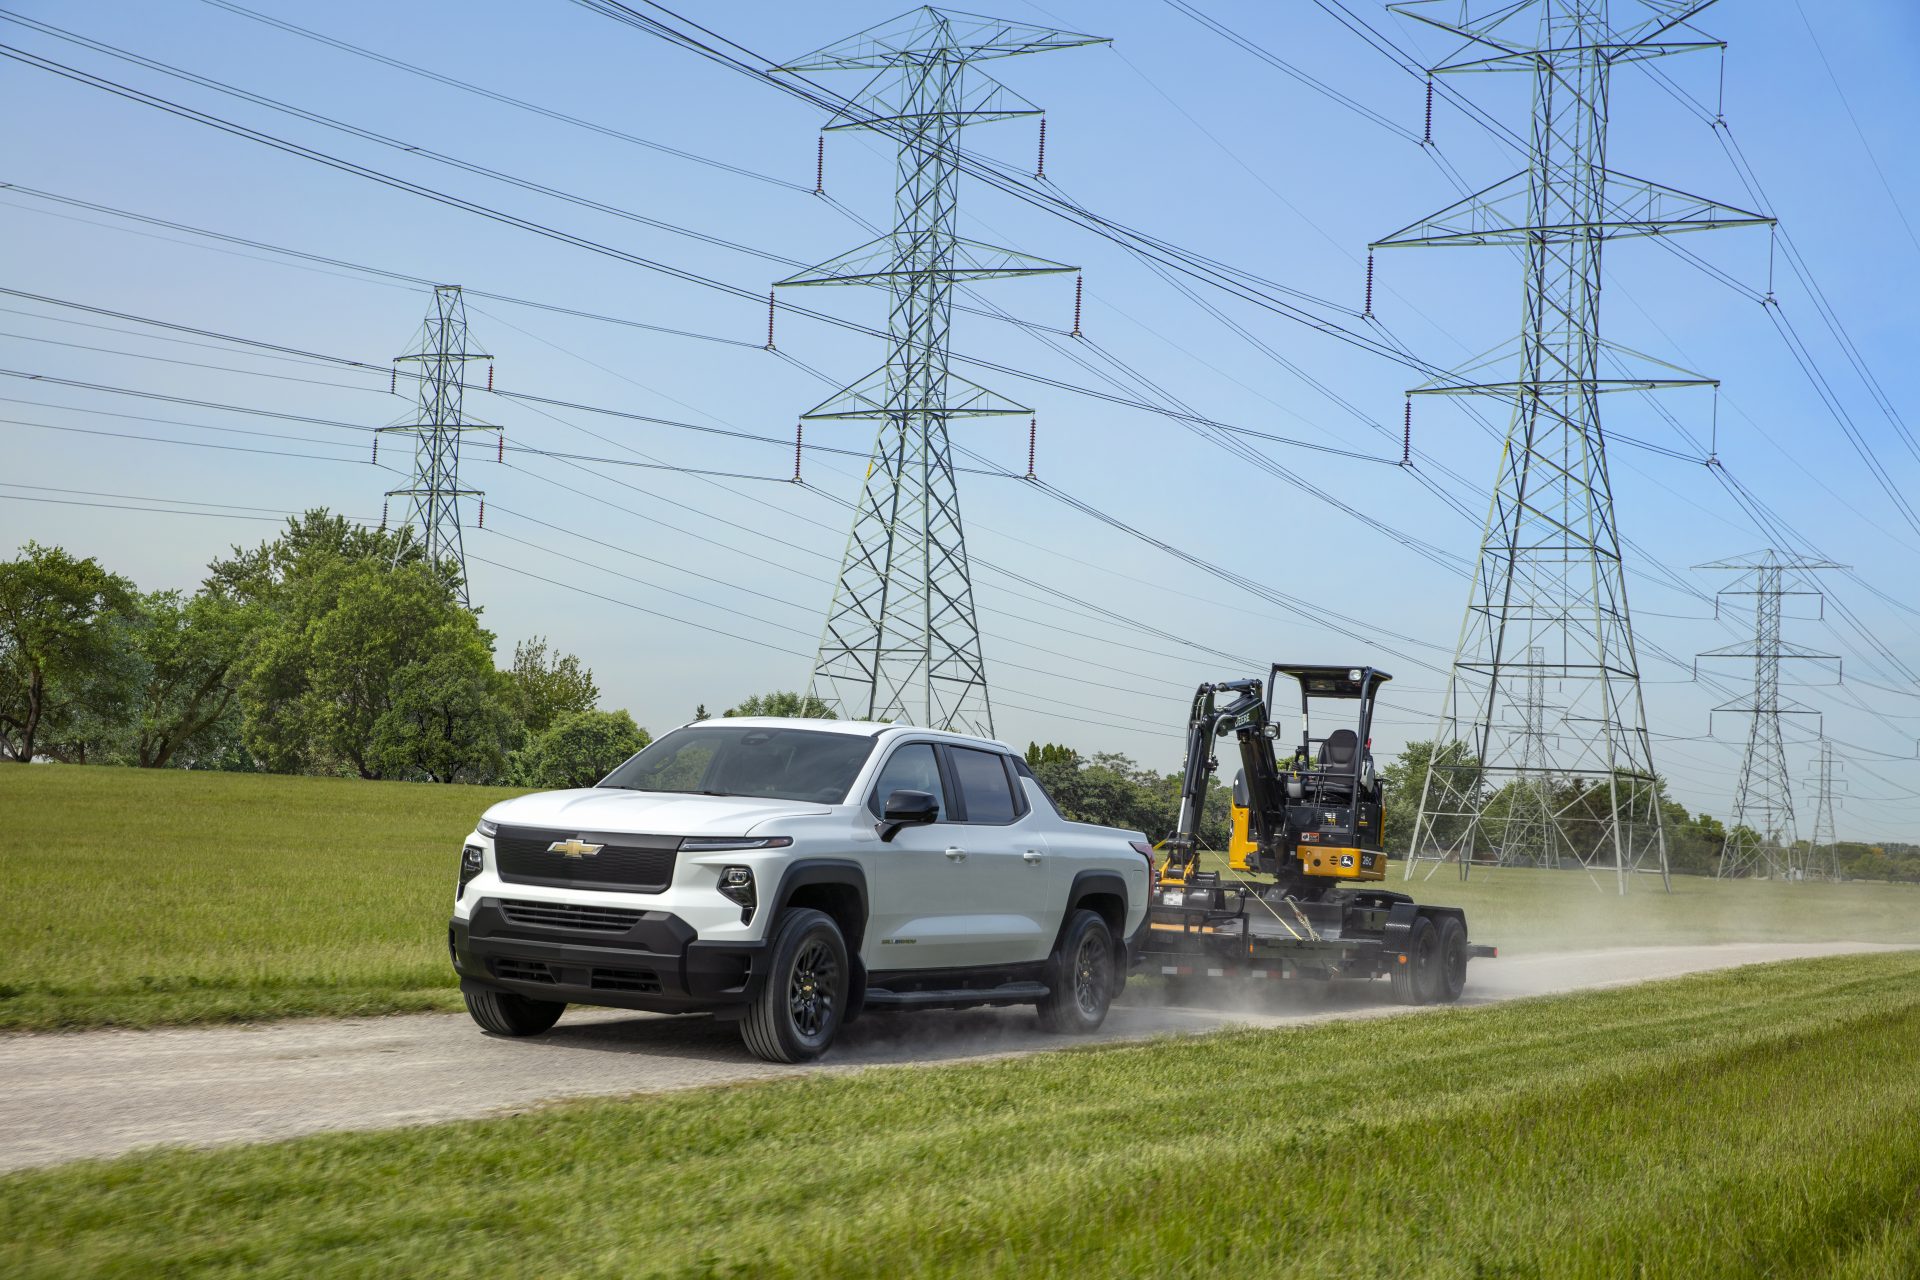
[483,788,832,836]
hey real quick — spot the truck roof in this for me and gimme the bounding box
[678,716,1011,751]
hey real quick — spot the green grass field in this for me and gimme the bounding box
[2,952,1916,1278]
[0,765,525,1029]
[3,765,1916,1030]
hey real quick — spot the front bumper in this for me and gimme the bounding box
[450,896,767,1015]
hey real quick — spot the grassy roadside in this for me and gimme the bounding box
[0,765,524,1030]
[3,952,1917,1278]
[4,764,1916,1030]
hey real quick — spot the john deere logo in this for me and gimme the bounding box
[547,838,604,859]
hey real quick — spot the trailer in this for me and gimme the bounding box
[1140,663,1495,1004]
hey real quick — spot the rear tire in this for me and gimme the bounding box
[463,986,565,1037]
[1390,915,1438,1006]
[1038,909,1115,1034]
[740,908,848,1064]
[1434,916,1469,1003]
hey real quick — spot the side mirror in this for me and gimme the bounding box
[879,789,939,842]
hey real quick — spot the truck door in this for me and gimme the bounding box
[862,741,980,972]
[938,745,1056,965]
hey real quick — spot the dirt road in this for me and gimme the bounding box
[0,942,1902,1172]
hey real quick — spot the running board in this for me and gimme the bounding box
[862,981,1050,1011]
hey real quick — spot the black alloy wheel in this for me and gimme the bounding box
[788,936,839,1041]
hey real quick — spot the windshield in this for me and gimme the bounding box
[598,725,878,804]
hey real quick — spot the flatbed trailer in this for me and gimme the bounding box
[1139,873,1497,1003]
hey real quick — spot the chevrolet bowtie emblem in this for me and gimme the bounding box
[547,838,604,859]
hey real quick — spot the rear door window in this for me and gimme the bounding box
[947,746,1019,825]
[868,742,947,819]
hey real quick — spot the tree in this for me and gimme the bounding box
[513,709,651,790]
[0,543,136,762]
[1026,749,1227,848]
[725,690,836,719]
[1025,741,1079,768]
[366,625,519,783]
[236,557,510,780]
[502,637,598,737]
[124,587,251,769]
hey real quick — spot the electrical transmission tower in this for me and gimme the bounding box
[1374,1,1771,892]
[1696,550,1841,879]
[379,285,494,607]
[774,9,1105,733]
[1806,737,1843,880]
[1496,644,1558,867]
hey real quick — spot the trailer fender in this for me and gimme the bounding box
[1380,900,1421,960]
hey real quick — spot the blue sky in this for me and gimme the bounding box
[5,0,1919,840]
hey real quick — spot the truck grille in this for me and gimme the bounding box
[494,826,677,893]
[499,899,643,934]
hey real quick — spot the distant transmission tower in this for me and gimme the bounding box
[774,9,1105,733]
[1806,737,1842,880]
[1375,1,1771,893]
[1697,550,1841,879]
[379,285,494,607]
[1495,645,1557,868]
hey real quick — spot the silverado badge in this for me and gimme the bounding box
[547,838,604,859]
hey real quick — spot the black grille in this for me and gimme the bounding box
[491,957,556,985]
[590,967,661,994]
[499,899,643,934]
[494,826,677,893]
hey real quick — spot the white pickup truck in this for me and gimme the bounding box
[449,717,1154,1062]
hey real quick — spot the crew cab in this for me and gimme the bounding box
[449,717,1153,1062]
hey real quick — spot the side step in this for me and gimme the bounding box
[862,981,1049,1011]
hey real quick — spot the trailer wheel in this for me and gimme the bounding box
[1434,917,1469,1003]
[1038,909,1114,1034]
[1390,915,1438,1005]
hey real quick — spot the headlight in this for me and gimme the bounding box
[716,865,756,922]
[678,836,793,851]
[476,817,498,838]
[458,844,485,897]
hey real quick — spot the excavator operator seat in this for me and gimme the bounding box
[1320,729,1359,769]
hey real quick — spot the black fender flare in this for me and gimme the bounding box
[1059,867,1130,950]
[766,858,869,944]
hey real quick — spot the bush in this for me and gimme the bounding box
[512,710,650,790]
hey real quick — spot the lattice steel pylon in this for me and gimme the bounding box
[774,9,1105,733]
[1806,737,1842,881]
[378,285,494,606]
[1373,1,1772,893]
[1696,550,1841,879]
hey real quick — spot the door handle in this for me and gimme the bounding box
[944,846,967,861]
[1022,849,1044,864]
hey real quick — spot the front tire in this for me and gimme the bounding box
[464,986,565,1037]
[1038,909,1115,1034]
[740,908,848,1064]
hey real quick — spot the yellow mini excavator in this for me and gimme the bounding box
[1144,663,1494,1004]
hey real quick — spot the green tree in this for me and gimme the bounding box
[1025,741,1079,768]
[366,624,519,783]
[502,637,598,737]
[0,543,136,762]
[123,587,251,769]
[236,557,508,780]
[513,709,651,790]
[725,690,836,719]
